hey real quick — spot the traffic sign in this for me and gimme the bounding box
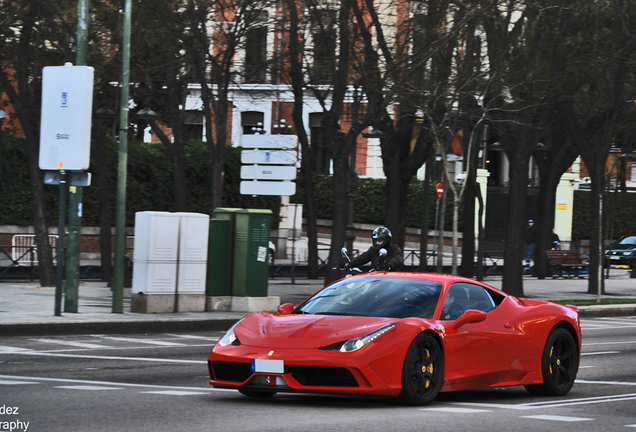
[43,171,92,187]
[241,150,297,165]
[436,183,444,198]
[241,135,296,149]
[240,165,297,180]
[240,181,296,196]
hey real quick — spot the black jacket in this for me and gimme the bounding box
[524,226,537,244]
[349,244,404,271]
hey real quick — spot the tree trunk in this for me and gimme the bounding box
[587,171,604,295]
[325,135,351,285]
[501,152,529,297]
[94,122,113,283]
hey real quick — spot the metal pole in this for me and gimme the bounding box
[113,0,132,313]
[55,171,68,316]
[77,0,89,65]
[64,0,90,313]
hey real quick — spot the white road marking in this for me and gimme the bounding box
[141,390,210,396]
[576,380,636,386]
[581,351,620,356]
[99,336,186,346]
[39,343,212,353]
[456,391,636,411]
[584,340,636,346]
[421,407,492,413]
[0,345,32,353]
[55,385,123,391]
[33,338,112,349]
[0,374,233,392]
[521,415,593,422]
[626,424,636,428]
[0,380,39,385]
[0,349,205,363]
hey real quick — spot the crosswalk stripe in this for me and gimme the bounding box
[141,390,209,396]
[165,334,219,341]
[33,338,112,349]
[55,385,123,391]
[0,380,39,385]
[99,336,186,346]
[521,415,593,422]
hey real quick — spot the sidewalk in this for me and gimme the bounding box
[1,269,635,337]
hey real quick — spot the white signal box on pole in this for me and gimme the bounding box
[39,63,94,171]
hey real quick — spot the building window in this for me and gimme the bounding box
[242,111,265,135]
[245,12,268,83]
[310,10,337,84]
[309,112,331,174]
[184,111,204,142]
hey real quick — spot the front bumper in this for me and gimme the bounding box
[208,345,405,397]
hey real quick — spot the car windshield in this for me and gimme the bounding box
[618,236,636,245]
[296,276,442,319]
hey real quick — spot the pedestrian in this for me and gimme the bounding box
[524,219,537,267]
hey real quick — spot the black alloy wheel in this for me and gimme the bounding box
[525,327,578,396]
[398,333,444,405]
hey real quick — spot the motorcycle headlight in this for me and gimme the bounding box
[340,323,397,352]
[218,320,243,347]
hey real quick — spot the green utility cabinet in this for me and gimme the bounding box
[212,208,272,297]
[206,218,231,296]
[232,209,272,297]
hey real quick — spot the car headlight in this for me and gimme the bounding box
[218,320,243,347]
[340,323,397,352]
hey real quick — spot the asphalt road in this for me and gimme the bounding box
[1,317,636,432]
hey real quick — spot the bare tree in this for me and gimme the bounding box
[0,0,80,286]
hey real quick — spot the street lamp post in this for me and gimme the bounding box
[345,80,361,253]
[112,0,133,313]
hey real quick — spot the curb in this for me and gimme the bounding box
[578,304,636,318]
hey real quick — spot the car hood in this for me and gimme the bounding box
[607,244,636,253]
[234,313,397,349]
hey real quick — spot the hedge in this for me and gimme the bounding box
[0,137,280,227]
[2,134,634,239]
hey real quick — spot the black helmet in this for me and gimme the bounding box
[372,226,392,249]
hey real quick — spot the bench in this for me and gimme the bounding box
[482,240,505,277]
[546,250,587,279]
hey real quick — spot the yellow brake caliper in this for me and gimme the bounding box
[549,346,556,374]
[420,348,433,389]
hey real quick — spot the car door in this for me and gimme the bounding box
[440,282,520,390]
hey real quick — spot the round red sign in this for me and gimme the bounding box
[436,183,444,198]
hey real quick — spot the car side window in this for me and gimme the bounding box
[441,283,496,320]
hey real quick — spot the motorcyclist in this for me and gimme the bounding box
[346,226,404,271]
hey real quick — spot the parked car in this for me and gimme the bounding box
[208,272,581,405]
[605,235,636,267]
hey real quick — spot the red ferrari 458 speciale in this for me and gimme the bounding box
[208,272,581,405]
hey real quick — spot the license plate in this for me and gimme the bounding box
[251,359,284,373]
[610,256,621,260]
